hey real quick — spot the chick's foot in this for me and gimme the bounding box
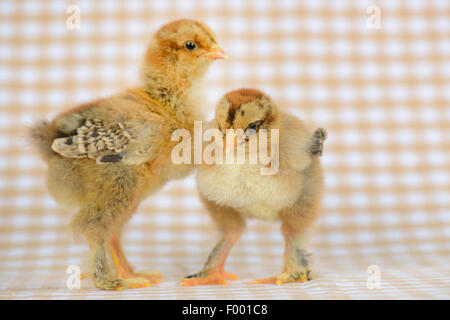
[94,275,155,290]
[91,273,153,290]
[114,268,163,285]
[92,273,124,290]
[180,269,238,286]
[132,271,163,284]
[252,268,311,285]
[120,277,152,289]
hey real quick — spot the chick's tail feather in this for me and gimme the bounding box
[29,120,59,161]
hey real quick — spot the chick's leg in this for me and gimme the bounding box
[181,198,245,286]
[108,234,162,284]
[73,163,154,290]
[278,220,312,284]
[88,238,123,290]
[108,234,133,278]
[254,160,322,285]
[181,238,236,286]
[81,222,153,290]
[253,204,317,285]
[253,222,312,285]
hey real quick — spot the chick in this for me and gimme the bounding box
[181,88,326,286]
[29,19,226,290]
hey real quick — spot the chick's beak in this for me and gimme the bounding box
[224,134,246,153]
[204,47,227,60]
[224,136,236,153]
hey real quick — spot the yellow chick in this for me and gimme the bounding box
[29,19,226,290]
[182,88,326,286]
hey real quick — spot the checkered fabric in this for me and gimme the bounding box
[0,0,449,299]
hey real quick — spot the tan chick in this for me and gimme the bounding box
[29,19,226,290]
[182,88,327,286]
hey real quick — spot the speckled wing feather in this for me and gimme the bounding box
[51,119,136,164]
[309,128,327,157]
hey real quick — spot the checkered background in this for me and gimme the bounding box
[0,0,449,299]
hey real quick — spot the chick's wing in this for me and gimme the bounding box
[51,117,161,165]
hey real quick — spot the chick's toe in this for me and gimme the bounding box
[181,268,237,286]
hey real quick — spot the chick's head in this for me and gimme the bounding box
[215,88,280,151]
[216,88,278,133]
[145,19,226,82]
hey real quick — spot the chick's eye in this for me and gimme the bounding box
[184,41,197,51]
[245,121,261,135]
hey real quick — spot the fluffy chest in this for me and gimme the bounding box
[197,164,303,221]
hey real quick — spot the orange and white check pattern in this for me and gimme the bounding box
[0,0,449,299]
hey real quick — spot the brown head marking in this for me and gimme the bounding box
[224,88,270,125]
